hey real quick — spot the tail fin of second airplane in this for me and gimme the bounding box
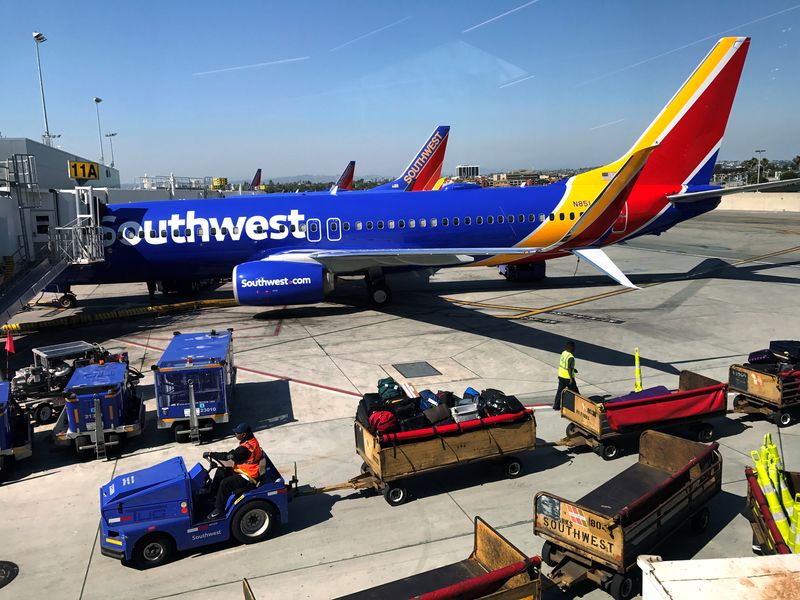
[373,125,450,192]
[250,168,262,190]
[589,37,750,190]
[335,161,356,191]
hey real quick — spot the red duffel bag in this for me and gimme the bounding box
[368,410,397,434]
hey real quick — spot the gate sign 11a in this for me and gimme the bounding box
[68,161,100,181]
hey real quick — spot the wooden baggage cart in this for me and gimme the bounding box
[534,431,722,600]
[559,370,726,460]
[730,363,800,427]
[745,465,799,555]
[299,412,537,506]
[241,518,541,599]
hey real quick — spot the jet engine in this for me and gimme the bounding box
[233,260,334,306]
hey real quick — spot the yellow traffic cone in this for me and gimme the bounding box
[766,457,792,542]
[793,493,800,554]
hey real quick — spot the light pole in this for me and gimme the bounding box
[94,97,105,165]
[755,149,766,185]
[105,132,117,167]
[33,31,52,146]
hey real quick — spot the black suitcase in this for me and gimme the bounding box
[399,414,429,432]
[423,404,451,425]
[356,401,370,427]
[363,393,386,415]
[748,349,776,365]
[436,390,459,408]
[478,389,525,416]
[770,340,800,362]
[389,397,419,419]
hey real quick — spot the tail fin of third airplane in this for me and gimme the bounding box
[373,125,450,192]
[250,168,262,190]
[335,160,356,191]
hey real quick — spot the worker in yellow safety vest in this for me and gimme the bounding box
[553,341,580,410]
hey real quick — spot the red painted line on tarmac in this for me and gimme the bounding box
[113,337,361,398]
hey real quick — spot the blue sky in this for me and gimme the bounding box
[6,1,800,182]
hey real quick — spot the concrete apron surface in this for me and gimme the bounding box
[1,210,799,599]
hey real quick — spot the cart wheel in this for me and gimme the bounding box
[174,422,189,443]
[33,402,55,425]
[232,500,277,544]
[607,572,638,600]
[697,424,715,443]
[565,423,579,437]
[504,457,523,479]
[75,435,93,458]
[600,443,619,461]
[541,541,558,567]
[58,294,77,309]
[360,462,370,474]
[132,533,174,569]
[691,507,711,534]
[107,433,121,454]
[383,484,408,506]
[777,412,794,428]
[733,394,748,410]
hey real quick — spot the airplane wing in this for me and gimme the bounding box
[667,178,800,202]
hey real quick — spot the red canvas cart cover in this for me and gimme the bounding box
[379,409,532,445]
[604,384,726,432]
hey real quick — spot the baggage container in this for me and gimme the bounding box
[152,330,236,443]
[0,381,33,480]
[560,370,726,460]
[53,360,145,459]
[535,431,722,600]
[730,362,800,427]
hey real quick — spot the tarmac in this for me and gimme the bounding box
[1,210,799,600]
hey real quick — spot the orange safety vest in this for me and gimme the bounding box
[233,437,263,483]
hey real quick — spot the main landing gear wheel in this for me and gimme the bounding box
[368,284,391,307]
[132,533,174,569]
[58,293,77,308]
[383,483,408,506]
[232,500,276,544]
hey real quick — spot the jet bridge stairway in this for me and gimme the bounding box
[1,187,106,326]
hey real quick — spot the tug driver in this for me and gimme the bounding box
[203,422,263,520]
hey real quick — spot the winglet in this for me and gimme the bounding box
[572,248,639,289]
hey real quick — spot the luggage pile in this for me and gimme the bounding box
[748,433,799,552]
[355,377,528,438]
[746,340,800,373]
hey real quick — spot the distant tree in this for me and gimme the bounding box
[780,170,798,180]
[793,155,800,170]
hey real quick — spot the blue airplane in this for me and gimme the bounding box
[52,38,791,309]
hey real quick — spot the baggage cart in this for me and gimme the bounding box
[0,381,33,479]
[299,411,536,506]
[744,465,799,555]
[534,431,722,600]
[333,517,541,599]
[730,363,800,427]
[152,330,236,443]
[559,370,726,460]
[53,361,145,459]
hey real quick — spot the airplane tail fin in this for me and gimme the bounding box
[336,161,356,191]
[600,37,750,188]
[373,125,450,192]
[250,168,262,190]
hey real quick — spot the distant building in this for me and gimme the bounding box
[456,165,479,178]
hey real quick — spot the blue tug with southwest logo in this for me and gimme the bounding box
[99,453,290,568]
[152,330,237,443]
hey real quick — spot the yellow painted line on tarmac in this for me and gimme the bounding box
[449,244,800,320]
[2,298,238,332]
